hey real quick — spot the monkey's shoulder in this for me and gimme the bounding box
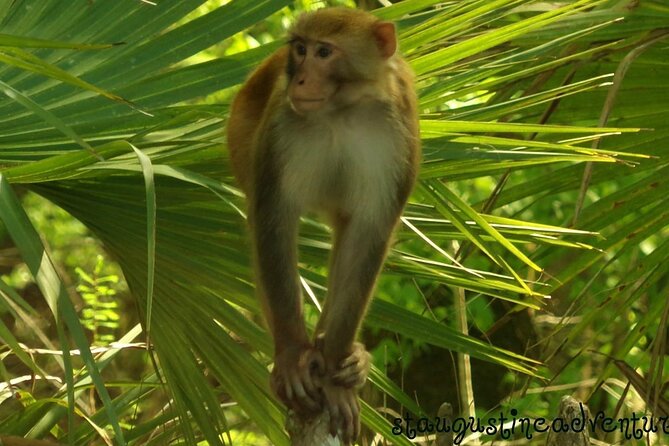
[233,47,289,118]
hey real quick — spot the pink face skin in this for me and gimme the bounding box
[286,21,397,115]
[287,38,340,115]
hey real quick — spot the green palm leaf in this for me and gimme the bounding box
[0,0,666,444]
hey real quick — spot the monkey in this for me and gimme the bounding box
[226,7,419,444]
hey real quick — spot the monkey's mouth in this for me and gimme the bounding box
[290,97,326,113]
[292,98,325,104]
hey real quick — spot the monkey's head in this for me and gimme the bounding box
[286,7,397,115]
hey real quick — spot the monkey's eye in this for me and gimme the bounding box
[317,46,333,58]
[295,42,307,56]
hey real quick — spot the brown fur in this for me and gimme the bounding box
[225,8,420,444]
[227,46,288,192]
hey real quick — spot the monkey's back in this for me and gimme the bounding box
[226,47,288,193]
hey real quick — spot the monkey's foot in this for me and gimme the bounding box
[322,381,360,445]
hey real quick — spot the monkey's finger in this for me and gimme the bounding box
[331,372,358,388]
[339,398,355,444]
[332,364,358,380]
[289,377,321,411]
[351,396,361,441]
[332,365,367,388]
[340,391,361,444]
[270,374,289,404]
[283,380,294,404]
[284,377,307,409]
[338,354,360,370]
[299,363,322,404]
[328,400,341,438]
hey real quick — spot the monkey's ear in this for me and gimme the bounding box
[374,22,397,58]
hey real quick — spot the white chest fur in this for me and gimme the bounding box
[273,105,404,223]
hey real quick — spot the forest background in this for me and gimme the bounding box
[0,0,667,445]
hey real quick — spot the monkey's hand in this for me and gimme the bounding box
[271,344,325,414]
[322,380,360,445]
[331,342,371,389]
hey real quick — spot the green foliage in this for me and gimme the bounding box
[0,0,666,445]
[76,255,121,346]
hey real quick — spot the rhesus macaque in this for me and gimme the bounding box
[226,7,419,444]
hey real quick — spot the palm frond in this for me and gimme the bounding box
[0,0,666,444]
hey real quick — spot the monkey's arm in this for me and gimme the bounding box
[315,212,400,442]
[251,142,324,413]
[318,213,398,365]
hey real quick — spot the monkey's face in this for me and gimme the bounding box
[285,8,398,116]
[286,37,342,115]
